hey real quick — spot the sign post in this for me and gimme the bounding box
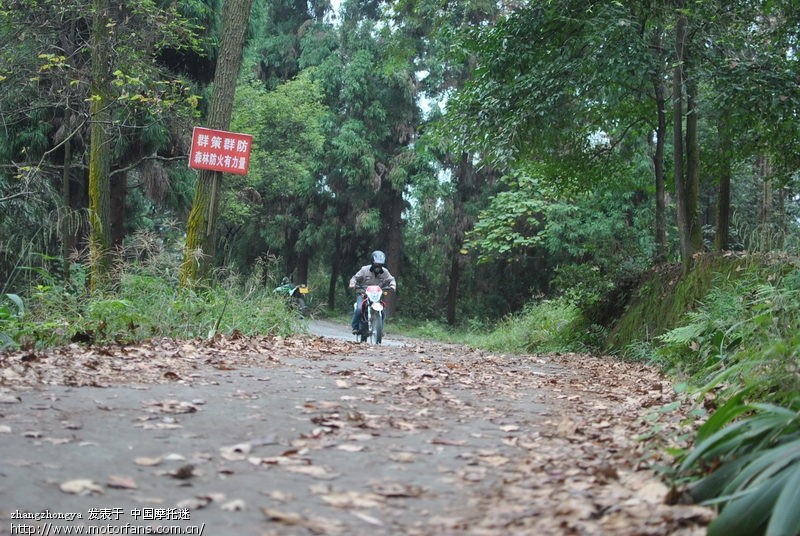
[188,126,253,175]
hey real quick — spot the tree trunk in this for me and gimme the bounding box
[296,250,309,284]
[328,226,342,309]
[445,153,477,325]
[384,187,404,316]
[759,155,774,249]
[759,155,772,225]
[445,251,461,325]
[110,172,127,248]
[652,68,667,263]
[672,9,692,271]
[88,0,113,292]
[180,0,255,286]
[685,67,702,254]
[714,117,732,251]
[61,112,74,283]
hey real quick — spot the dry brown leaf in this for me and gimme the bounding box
[370,481,425,498]
[336,444,365,452]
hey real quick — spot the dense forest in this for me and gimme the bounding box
[2,1,800,534]
[2,0,799,320]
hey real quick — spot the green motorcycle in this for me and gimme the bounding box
[273,277,310,317]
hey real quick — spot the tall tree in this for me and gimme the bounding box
[225,70,328,281]
[87,0,114,291]
[181,0,255,285]
[1,0,207,287]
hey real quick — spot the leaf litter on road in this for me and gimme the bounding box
[1,333,714,534]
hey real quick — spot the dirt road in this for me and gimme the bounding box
[0,324,712,535]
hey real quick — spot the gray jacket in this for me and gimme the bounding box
[349,265,397,291]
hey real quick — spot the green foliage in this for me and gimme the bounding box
[0,293,25,350]
[467,164,655,322]
[609,256,755,355]
[610,253,800,535]
[0,237,303,350]
[396,297,594,354]
[654,259,800,407]
[678,399,800,536]
[224,70,328,271]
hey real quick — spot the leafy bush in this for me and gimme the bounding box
[651,259,800,535]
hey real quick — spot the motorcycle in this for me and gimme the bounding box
[354,285,391,344]
[273,277,310,317]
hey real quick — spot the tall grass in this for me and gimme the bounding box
[0,231,303,350]
[396,298,595,354]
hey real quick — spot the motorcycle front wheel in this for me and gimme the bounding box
[369,311,384,345]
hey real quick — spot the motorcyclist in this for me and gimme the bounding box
[349,250,397,334]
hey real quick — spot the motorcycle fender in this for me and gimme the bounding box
[371,303,384,312]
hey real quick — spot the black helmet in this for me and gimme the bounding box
[371,250,386,265]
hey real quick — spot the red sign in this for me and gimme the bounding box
[189,126,253,175]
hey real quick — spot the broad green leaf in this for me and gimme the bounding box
[707,471,789,536]
[688,454,753,503]
[766,461,800,536]
[695,393,749,443]
[3,294,24,316]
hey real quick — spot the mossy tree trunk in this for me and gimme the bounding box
[88,0,113,293]
[180,0,255,287]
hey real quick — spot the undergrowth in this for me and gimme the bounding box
[625,254,800,536]
[395,298,597,354]
[0,232,304,350]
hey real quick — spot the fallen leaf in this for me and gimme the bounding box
[262,508,343,535]
[220,442,251,461]
[60,479,104,495]
[370,481,425,498]
[221,499,246,511]
[283,465,339,480]
[336,444,365,452]
[107,475,138,489]
[431,437,466,446]
[351,511,384,526]
[168,464,195,480]
[134,456,163,467]
[321,491,385,509]
[0,389,21,404]
[175,497,210,510]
